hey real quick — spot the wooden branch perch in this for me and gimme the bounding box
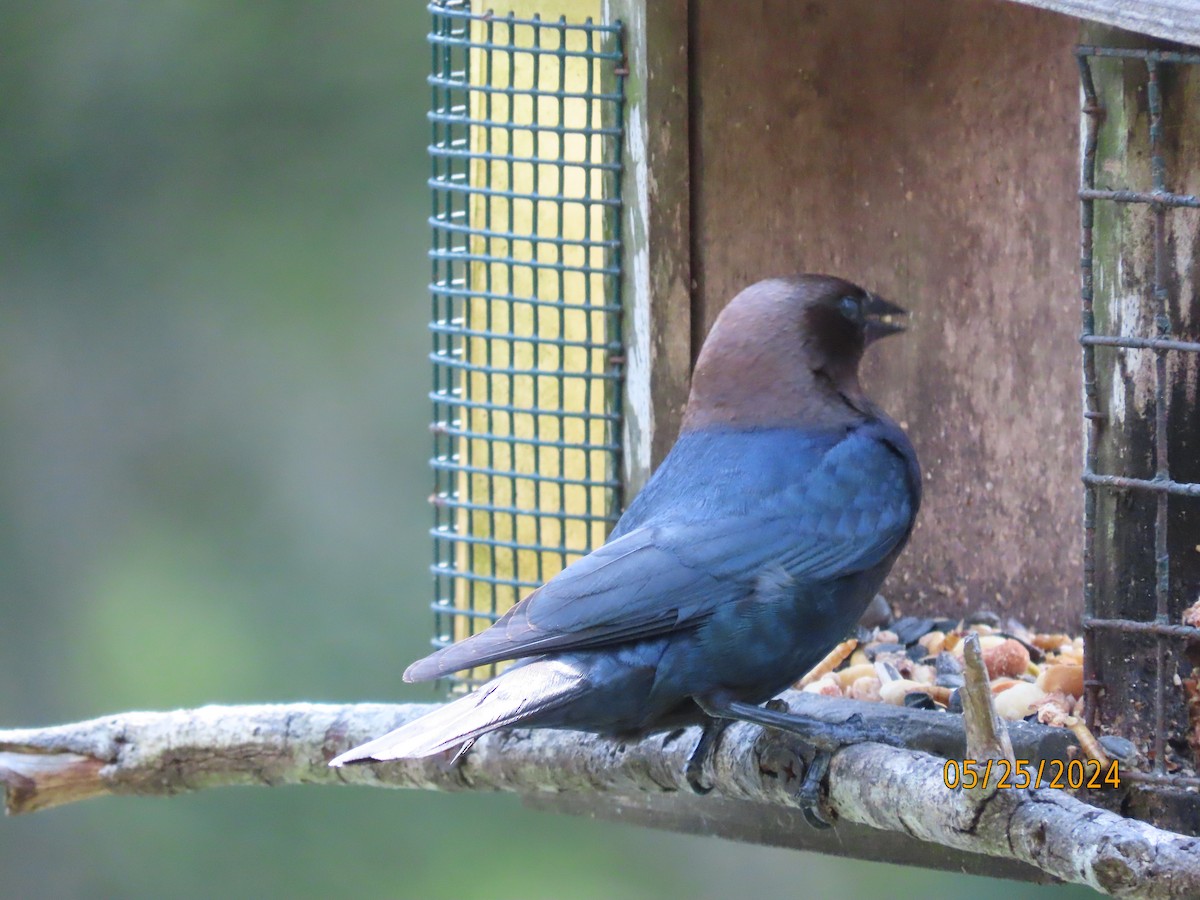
[2,696,1198,898]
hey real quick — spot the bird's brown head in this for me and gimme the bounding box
[681,274,908,432]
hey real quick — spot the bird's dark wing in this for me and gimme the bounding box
[405,422,918,682]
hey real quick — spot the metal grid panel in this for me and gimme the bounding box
[1078,45,1200,790]
[428,1,624,689]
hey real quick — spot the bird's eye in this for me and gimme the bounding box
[837,295,862,322]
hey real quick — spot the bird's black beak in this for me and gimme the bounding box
[863,293,908,344]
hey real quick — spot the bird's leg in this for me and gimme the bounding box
[685,718,733,795]
[696,695,842,751]
[695,694,837,827]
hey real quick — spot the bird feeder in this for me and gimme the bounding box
[425,0,1200,857]
[428,0,625,688]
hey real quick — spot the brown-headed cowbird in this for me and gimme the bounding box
[331,275,920,789]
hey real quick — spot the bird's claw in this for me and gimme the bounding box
[797,750,833,829]
[685,719,732,795]
[686,752,715,795]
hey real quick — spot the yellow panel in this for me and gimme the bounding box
[456,1,614,681]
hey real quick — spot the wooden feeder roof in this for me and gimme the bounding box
[1006,0,1200,46]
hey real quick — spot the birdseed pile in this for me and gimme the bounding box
[797,602,1085,728]
[800,598,1200,779]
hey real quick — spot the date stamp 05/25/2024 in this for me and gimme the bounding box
[943,758,1122,791]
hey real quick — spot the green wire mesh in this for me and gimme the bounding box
[1077,46,1200,792]
[428,1,625,689]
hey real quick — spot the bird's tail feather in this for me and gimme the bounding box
[328,658,588,766]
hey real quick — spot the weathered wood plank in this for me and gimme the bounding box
[691,0,1083,628]
[1081,28,1200,827]
[605,0,692,494]
[1006,0,1200,48]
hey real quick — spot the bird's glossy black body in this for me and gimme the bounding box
[331,275,920,765]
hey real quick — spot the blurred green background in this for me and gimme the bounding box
[0,3,1099,898]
